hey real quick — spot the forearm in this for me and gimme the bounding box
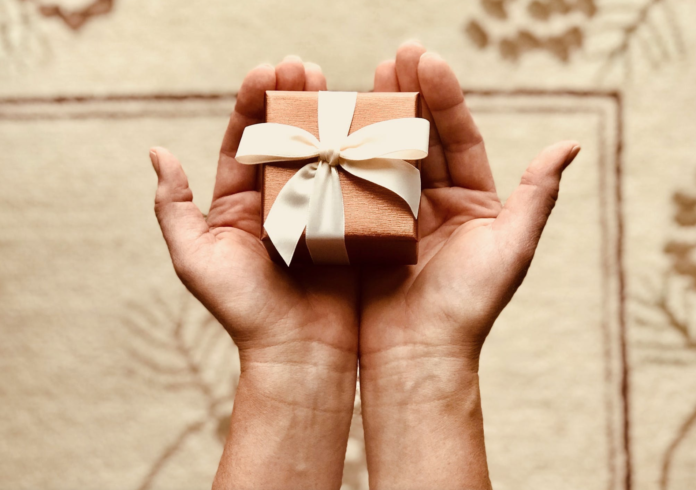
[213,342,357,490]
[360,345,491,490]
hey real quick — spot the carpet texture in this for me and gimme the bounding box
[1,1,695,489]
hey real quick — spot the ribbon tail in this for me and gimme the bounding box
[340,158,421,217]
[264,163,317,266]
[305,162,350,265]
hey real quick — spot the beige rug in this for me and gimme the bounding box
[1,1,695,489]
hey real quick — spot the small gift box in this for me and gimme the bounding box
[237,91,429,266]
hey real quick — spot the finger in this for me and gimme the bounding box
[151,147,210,281]
[495,142,580,261]
[276,55,306,91]
[304,62,327,91]
[418,53,496,192]
[373,60,399,92]
[394,41,425,92]
[395,42,451,189]
[214,63,276,200]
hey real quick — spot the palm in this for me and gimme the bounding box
[360,44,577,362]
[153,58,358,354]
[362,184,506,358]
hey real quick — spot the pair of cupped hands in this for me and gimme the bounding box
[150,43,579,490]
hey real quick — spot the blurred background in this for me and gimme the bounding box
[1,0,695,489]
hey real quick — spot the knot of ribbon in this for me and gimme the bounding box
[319,144,342,167]
[236,91,430,266]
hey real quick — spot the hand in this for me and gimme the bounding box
[150,56,358,490]
[358,43,580,489]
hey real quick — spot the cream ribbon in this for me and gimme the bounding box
[236,91,429,266]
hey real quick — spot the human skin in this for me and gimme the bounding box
[150,56,358,490]
[358,42,580,490]
[150,46,579,489]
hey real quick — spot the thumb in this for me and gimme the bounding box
[150,147,210,279]
[495,141,580,260]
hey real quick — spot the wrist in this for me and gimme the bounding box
[213,339,357,490]
[239,338,358,413]
[359,343,480,406]
[359,344,491,490]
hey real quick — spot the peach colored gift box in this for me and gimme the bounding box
[259,91,423,265]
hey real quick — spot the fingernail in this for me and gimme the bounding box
[565,145,581,167]
[282,54,302,63]
[149,150,160,174]
[421,51,442,60]
[304,61,322,72]
[402,39,423,47]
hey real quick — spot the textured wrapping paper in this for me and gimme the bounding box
[249,91,427,265]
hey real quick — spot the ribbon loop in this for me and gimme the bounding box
[236,91,429,266]
[236,123,320,164]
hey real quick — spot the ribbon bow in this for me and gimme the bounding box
[236,91,429,266]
